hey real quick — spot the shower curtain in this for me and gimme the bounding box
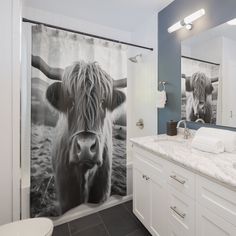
[30,25,127,217]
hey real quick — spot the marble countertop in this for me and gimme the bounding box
[130,134,236,190]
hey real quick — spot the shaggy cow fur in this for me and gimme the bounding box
[46,62,126,214]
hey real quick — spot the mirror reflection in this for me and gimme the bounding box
[181,19,236,127]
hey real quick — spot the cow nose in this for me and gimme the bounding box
[77,135,97,155]
[70,132,101,167]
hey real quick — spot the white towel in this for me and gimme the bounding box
[157,90,167,108]
[195,127,236,153]
[191,135,224,154]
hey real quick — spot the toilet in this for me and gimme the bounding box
[0,218,53,236]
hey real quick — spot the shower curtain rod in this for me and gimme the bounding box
[22,18,154,51]
[182,55,220,66]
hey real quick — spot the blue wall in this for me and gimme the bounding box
[158,0,236,133]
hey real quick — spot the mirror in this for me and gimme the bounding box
[181,19,236,128]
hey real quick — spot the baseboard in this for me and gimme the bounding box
[53,194,133,226]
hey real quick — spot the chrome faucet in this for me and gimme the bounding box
[195,118,205,123]
[176,120,190,139]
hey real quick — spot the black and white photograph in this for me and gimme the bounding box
[181,56,220,124]
[30,25,127,217]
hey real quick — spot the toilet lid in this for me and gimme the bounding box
[0,218,53,236]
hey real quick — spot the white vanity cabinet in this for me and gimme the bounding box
[196,205,236,236]
[133,163,151,225]
[132,145,236,236]
[133,147,168,236]
[196,176,236,236]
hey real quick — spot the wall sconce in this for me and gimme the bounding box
[227,18,236,25]
[168,9,205,33]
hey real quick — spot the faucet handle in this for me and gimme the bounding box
[136,119,144,129]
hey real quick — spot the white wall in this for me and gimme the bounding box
[129,13,158,140]
[183,37,222,64]
[0,0,13,225]
[23,7,132,43]
[221,37,236,126]
[0,0,21,225]
[191,38,222,64]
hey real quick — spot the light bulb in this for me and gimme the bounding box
[168,21,183,33]
[184,9,205,25]
[167,9,205,33]
[227,18,236,25]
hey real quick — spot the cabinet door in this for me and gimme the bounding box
[149,177,167,236]
[167,220,184,236]
[196,204,236,236]
[133,168,150,225]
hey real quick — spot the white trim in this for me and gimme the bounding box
[20,22,32,220]
[12,0,22,221]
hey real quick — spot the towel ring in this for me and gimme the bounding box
[159,81,167,91]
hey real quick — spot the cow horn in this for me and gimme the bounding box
[32,55,128,86]
[113,78,127,88]
[182,74,218,91]
[182,74,193,91]
[32,55,64,80]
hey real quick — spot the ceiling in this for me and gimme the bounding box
[23,0,174,31]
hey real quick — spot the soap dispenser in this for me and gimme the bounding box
[166,120,177,136]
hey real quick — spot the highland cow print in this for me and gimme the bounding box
[29,25,127,217]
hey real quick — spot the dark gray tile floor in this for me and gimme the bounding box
[53,201,151,236]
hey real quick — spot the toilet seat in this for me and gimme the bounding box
[0,218,53,236]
